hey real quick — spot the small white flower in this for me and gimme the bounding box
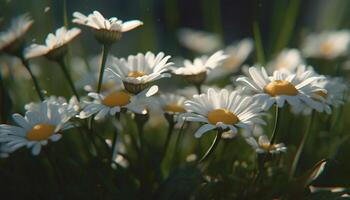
[291,77,347,115]
[173,50,227,75]
[173,51,227,85]
[177,28,222,54]
[155,93,187,123]
[182,88,265,138]
[106,52,172,94]
[25,96,81,118]
[245,135,287,154]
[0,101,74,156]
[302,30,350,59]
[78,85,158,120]
[25,26,81,60]
[237,66,325,111]
[0,13,33,54]
[72,10,143,44]
[267,49,304,73]
[207,39,253,81]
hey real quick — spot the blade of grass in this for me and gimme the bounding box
[253,21,265,64]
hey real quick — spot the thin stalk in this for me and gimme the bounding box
[97,44,111,93]
[58,59,80,101]
[198,128,223,164]
[160,120,175,163]
[195,84,202,94]
[289,111,315,180]
[269,105,281,145]
[20,58,44,101]
[110,121,119,163]
[171,121,186,169]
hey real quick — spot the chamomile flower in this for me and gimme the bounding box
[0,101,74,156]
[302,30,350,59]
[25,26,81,60]
[72,10,143,44]
[177,28,222,54]
[183,88,265,138]
[156,93,187,122]
[245,135,287,154]
[106,52,173,94]
[207,39,253,81]
[173,50,227,85]
[0,13,33,55]
[237,66,325,111]
[291,77,347,115]
[78,85,158,120]
[25,96,81,118]
[267,49,304,73]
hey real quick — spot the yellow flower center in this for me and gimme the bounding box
[27,124,55,141]
[264,80,298,97]
[315,90,328,98]
[320,42,334,56]
[207,109,239,125]
[128,71,146,78]
[102,91,131,107]
[101,81,116,92]
[163,104,186,113]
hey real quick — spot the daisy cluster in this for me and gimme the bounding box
[0,10,348,158]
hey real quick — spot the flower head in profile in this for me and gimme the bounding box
[291,76,347,115]
[72,10,143,44]
[177,28,222,54]
[207,39,253,81]
[0,101,74,156]
[25,26,81,60]
[106,52,172,94]
[156,93,187,122]
[302,30,350,59]
[173,51,227,85]
[0,13,33,55]
[237,66,325,111]
[245,135,287,154]
[25,96,81,118]
[78,85,158,120]
[182,88,265,138]
[267,49,304,73]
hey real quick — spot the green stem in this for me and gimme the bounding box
[198,128,223,164]
[252,21,265,64]
[171,121,186,169]
[269,105,281,145]
[58,59,80,101]
[289,111,315,180]
[20,58,44,101]
[160,119,174,163]
[97,44,111,93]
[195,84,202,94]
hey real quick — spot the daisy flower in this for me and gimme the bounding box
[177,28,222,54]
[72,10,143,44]
[105,52,173,94]
[245,135,287,154]
[302,30,350,60]
[25,96,81,118]
[183,88,265,138]
[78,85,158,120]
[156,93,187,122]
[173,50,227,85]
[267,49,304,73]
[0,101,74,156]
[236,66,325,111]
[0,13,33,55]
[24,26,81,60]
[291,77,347,115]
[207,38,253,81]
